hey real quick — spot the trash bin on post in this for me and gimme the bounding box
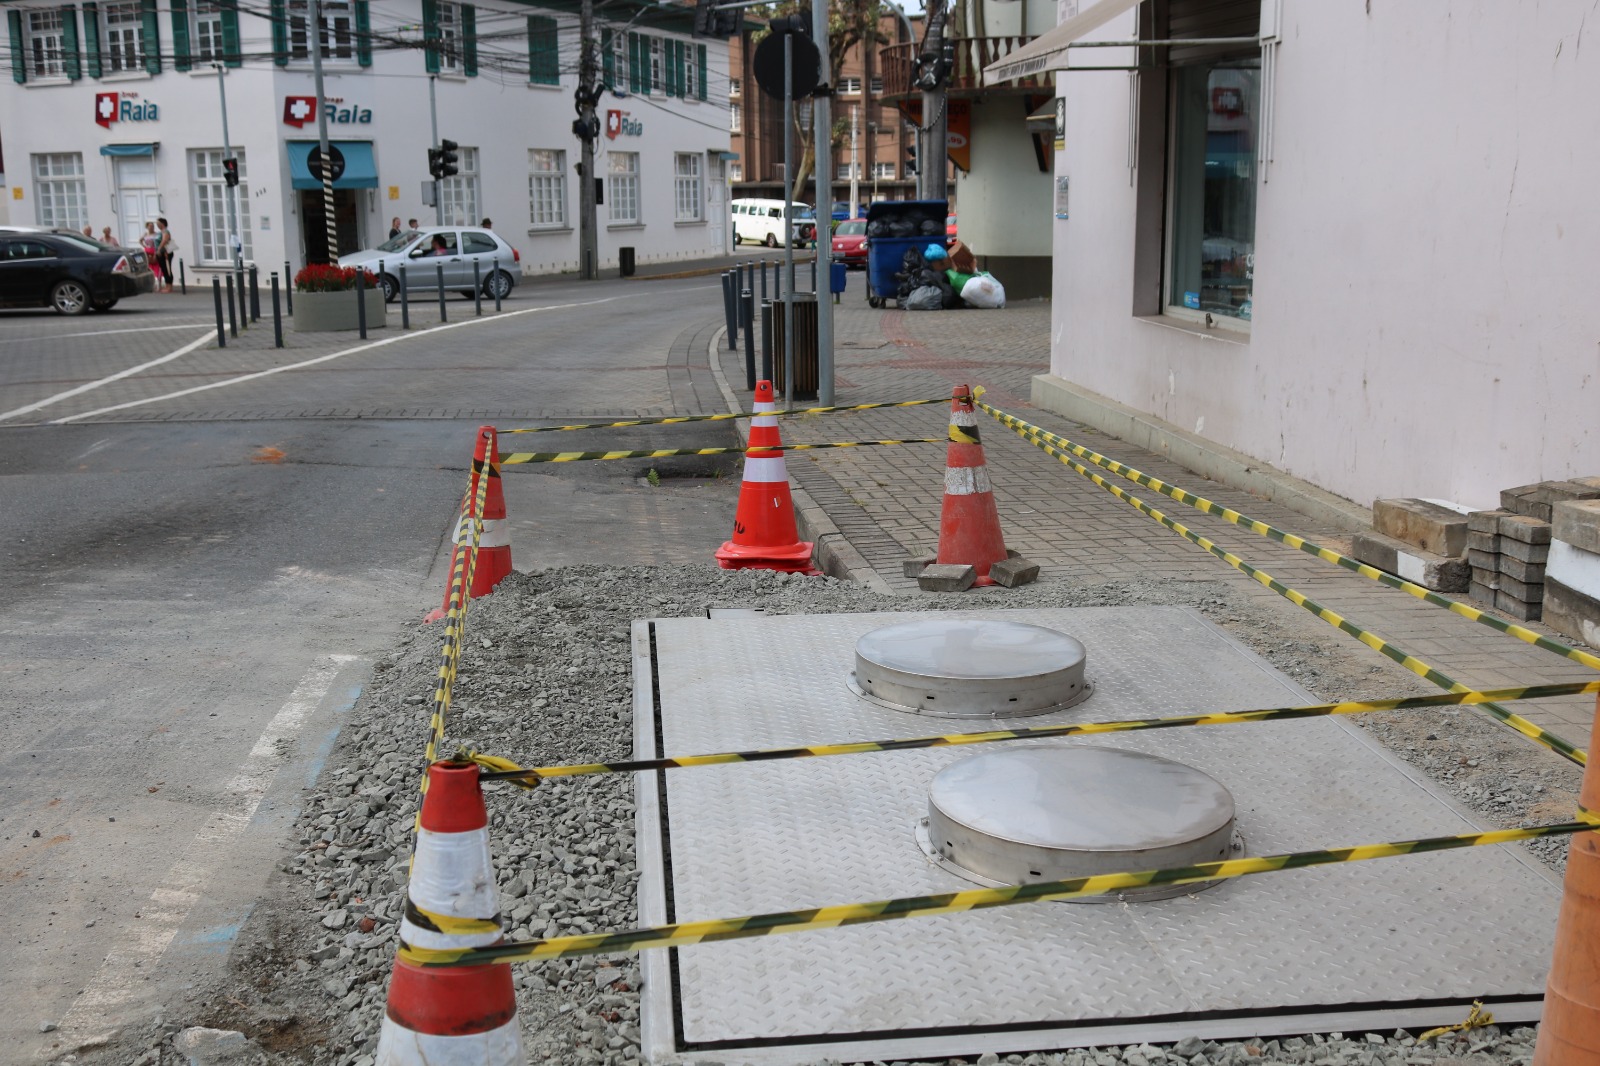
[830,261,847,303]
[772,293,819,400]
[619,247,636,277]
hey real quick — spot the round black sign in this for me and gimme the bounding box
[752,31,820,100]
[307,144,346,183]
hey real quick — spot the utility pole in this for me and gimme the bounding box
[576,0,600,280]
[849,105,860,217]
[213,63,243,277]
[308,0,338,263]
[429,76,443,225]
[812,0,834,405]
[919,0,950,203]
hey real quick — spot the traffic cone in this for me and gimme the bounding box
[715,380,816,573]
[1533,690,1600,1065]
[376,761,524,1064]
[935,384,1009,586]
[425,425,513,622]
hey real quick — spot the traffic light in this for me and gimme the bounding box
[437,139,459,180]
[222,157,239,188]
[905,145,917,175]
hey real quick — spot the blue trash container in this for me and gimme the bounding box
[863,199,947,309]
[830,261,847,296]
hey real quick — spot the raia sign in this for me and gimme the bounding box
[283,95,373,128]
[95,92,158,128]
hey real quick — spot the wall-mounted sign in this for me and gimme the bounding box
[605,110,642,138]
[96,91,158,128]
[283,95,373,128]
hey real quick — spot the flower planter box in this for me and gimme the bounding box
[292,286,387,332]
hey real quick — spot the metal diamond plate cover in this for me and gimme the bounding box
[633,608,1561,1065]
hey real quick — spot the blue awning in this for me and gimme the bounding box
[99,143,157,157]
[286,141,378,190]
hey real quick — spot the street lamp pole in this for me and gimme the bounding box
[213,62,243,277]
[308,0,338,263]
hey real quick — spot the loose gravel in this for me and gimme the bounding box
[62,564,1582,1066]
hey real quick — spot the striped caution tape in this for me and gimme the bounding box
[498,398,952,435]
[398,811,1600,967]
[977,401,1600,677]
[424,462,491,776]
[472,679,1600,784]
[404,897,503,938]
[1419,1000,1494,1042]
[987,417,1589,767]
[499,439,947,465]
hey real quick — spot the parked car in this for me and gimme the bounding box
[946,214,958,238]
[338,226,520,303]
[731,199,817,247]
[0,231,155,314]
[830,219,868,269]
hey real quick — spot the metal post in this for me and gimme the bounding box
[309,0,339,263]
[810,252,817,293]
[492,256,502,312]
[429,75,443,227]
[724,272,738,348]
[760,299,773,382]
[742,288,756,390]
[270,272,283,347]
[813,0,835,405]
[399,264,410,328]
[249,265,260,322]
[212,276,226,348]
[436,264,447,321]
[472,259,482,316]
[235,266,247,329]
[356,271,368,340]
[213,63,244,285]
[577,0,599,280]
[225,273,238,338]
[179,258,187,295]
[781,32,796,410]
[283,260,292,312]
[759,257,767,303]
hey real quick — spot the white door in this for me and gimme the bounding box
[706,156,727,254]
[113,157,160,247]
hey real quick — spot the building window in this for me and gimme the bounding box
[528,148,566,228]
[873,161,895,180]
[838,76,861,94]
[32,154,88,231]
[685,45,697,100]
[26,10,67,79]
[439,146,480,226]
[191,149,254,264]
[289,0,354,62]
[729,103,742,133]
[436,2,462,74]
[1166,59,1259,323]
[103,3,146,73]
[650,38,663,94]
[729,77,740,97]
[729,162,743,182]
[674,153,702,222]
[192,1,225,63]
[608,152,640,224]
[869,76,882,94]
[836,163,862,181]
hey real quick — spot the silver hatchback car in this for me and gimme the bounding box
[339,226,520,303]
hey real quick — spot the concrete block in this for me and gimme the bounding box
[1498,554,1546,584]
[1552,500,1600,557]
[1495,589,1542,621]
[902,552,937,578]
[1500,481,1600,523]
[1498,514,1553,545]
[1498,572,1544,603]
[1544,575,1600,648]
[917,563,976,593]
[1469,581,1498,604]
[1544,479,1600,504]
[1572,475,1600,492]
[989,557,1040,588]
[1466,530,1501,553]
[1501,483,1543,518]
[1466,548,1499,571]
[1548,540,1600,602]
[1468,509,1513,534]
[1372,498,1469,557]
[1351,530,1470,593]
[1006,548,1023,559]
[1470,567,1500,589]
[1502,537,1551,565]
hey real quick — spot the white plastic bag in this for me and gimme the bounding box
[961,273,1006,309]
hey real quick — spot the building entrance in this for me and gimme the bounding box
[113,156,162,247]
[299,189,362,264]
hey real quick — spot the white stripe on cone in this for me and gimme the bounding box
[398,827,502,951]
[950,408,979,427]
[376,1012,523,1065]
[742,456,790,483]
[945,466,993,496]
[452,517,511,549]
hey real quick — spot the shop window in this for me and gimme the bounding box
[439,146,480,226]
[32,154,88,231]
[193,1,225,63]
[528,148,567,228]
[27,9,67,79]
[191,149,254,264]
[674,153,702,222]
[102,3,145,73]
[729,103,741,133]
[609,152,640,224]
[289,0,354,62]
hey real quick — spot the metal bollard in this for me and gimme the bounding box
[759,258,767,304]
[810,253,817,293]
[436,264,447,322]
[284,260,292,313]
[760,299,773,382]
[249,265,261,322]
[742,289,756,390]
[491,257,502,313]
[270,272,283,348]
[356,270,368,340]
[225,273,238,338]
[212,276,226,348]
[236,266,247,329]
[473,259,483,317]
[723,272,737,349]
[399,265,410,328]
[179,258,187,294]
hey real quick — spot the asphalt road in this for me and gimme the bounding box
[0,271,742,1058]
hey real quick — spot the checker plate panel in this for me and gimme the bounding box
[634,608,1561,1063]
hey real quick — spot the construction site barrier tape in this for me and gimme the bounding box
[982,408,1588,768]
[424,459,491,776]
[976,399,1600,677]
[498,398,952,435]
[499,439,947,465]
[397,811,1600,967]
[405,897,504,937]
[470,680,1600,784]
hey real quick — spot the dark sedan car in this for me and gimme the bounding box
[0,232,155,314]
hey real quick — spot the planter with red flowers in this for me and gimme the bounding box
[291,264,387,332]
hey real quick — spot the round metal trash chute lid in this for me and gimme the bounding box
[848,618,1089,718]
[917,746,1241,902]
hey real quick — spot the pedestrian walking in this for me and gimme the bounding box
[82,225,94,239]
[389,217,403,240]
[141,222,164,285]
[156,218,176,293]
[407,218,419,231]
[101,226,115,245]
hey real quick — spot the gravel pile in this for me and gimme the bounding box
[103,563,1576,1066]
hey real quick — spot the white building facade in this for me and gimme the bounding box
[1029,0,1600,511]
[3,0,732,279]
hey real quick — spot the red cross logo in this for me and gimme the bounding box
[283,96,317,128]
[95,93,118,129]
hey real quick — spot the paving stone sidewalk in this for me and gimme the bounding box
[712,296,1600,746]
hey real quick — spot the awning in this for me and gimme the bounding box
[983,0,1141,85]
[286,141,379,190]
[99,143,157,157]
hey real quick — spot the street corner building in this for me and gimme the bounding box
[1,0,735,279]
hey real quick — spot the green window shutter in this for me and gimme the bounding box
[9,10,25,84]
[696,43,707,101]
[354,0,370,67]
[601,28,614,91]
[139,0,159,74]
[82,2,100,76]
[170,0,190,73]
[422,0,439,73]
[672,39,684,98]
[269,0,286,66]
[221,0,241,67]
[626,32,640,94]
[527,15,557,86]
[62,6,82,80]
[462,4,476,76]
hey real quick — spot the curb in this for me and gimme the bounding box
[633,254,821,283]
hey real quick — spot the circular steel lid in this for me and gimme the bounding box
[848,618,1090,718]
[917,746,1240,902]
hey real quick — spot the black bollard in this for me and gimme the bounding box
[435,264,447,322]
[399,265,410,329]
[225,273,238,338]
[236,266,247,330]
[723,272,738,348]
[356,270,368,340]
[760,299,773,382]
[742,289,756,390]
[284,260,293,313]
[759,258,767,304]
[179,258,187,295]
[270,272,283,348]
[473,259,482,317]
[491,257,502,313]
[212,276,226,348]
[810,252,817,293]
[248,265,259,321]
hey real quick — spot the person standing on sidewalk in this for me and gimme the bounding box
[155,218,176,293]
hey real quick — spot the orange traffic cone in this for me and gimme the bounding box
[714,380,815,573]
[935,384,1009,586]
[425,425,513,622]
[1533,691,1600,1065]
[376,761,524,1064]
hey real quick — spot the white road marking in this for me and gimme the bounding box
[73,438,113,461]
[0,322,212,345]
[50,296,625,424]
[0,329,213,423]
[53,654,359,1049]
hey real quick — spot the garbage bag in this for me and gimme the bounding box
[920,219,943,235]
[905,285,944,311]
[945,269,977,291]
[901,249,924,272]
[923,243,948,262]
[960,273,1006,309]
[867,219,889,238]
[888,218,916,237]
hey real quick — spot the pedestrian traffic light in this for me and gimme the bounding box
[905,145,918,175]
[437,139,460,180]
[222,157,239,187]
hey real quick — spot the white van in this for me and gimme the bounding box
[731,199,817,247]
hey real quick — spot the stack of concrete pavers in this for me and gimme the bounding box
[1352,499,1470,594]
[1546,499,1600,646]
[1466,510,1552,621]
[904,549,1040,592]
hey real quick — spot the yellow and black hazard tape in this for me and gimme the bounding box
[398,812,1600,967]
[424,461,492,776]
[404,896,504,937]
[989,421,1588,767]
[498,397,952,435]
[977,400,1600,677]
[499,439,947,465]
[471,679,1600,785]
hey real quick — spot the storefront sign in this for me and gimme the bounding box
[606,110,643,138]
[283,95,373,128]
[95,91,158,128]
